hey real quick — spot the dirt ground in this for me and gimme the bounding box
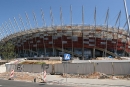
[0,72,44,82]
[62,72,130,80]
[0,71,130,83]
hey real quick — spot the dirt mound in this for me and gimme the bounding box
[20,60,62,64]
[0,72,43,82]
[62,72,111,79]
[62,72,130,80]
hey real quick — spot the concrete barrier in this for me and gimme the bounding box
[5,62,130,75]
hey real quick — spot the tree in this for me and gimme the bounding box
[0,41,16,60]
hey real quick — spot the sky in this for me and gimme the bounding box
[0,0,130,36]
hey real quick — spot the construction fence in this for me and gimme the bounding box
[5,62,130,75]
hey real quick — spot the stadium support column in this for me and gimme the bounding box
[9,19,17,34]
[0,28,4,43]
[1,25,8,61]
[19,15,28,57]
[9,19,19,57]
[115,11,121,58]
[2,23,9,39]
[93,7,96,59]
[15,17,24,57]
[4,22,13,59]
[124,0,130,57]
[5,22,15,58]
[0,25,8,53]
[50,7,55,57]
[14,17,21,34]
[0,27,5,42]
[60,7,64,58]
[33,11,38,29]
[70,5,74,59]
[104,8,109,58]
[19,14,28,57]
[5,22,13,36]
[33,11,39,56]
[123,16,130,56]
[2,23,11,60]
[82,6,84,60]
[41,9,47,57]
[25,12,32,29]
[25,12,33,57]
[14,17,24,57]
[19,15,26,31]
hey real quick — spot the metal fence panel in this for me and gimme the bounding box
[23,64,33,72]
[55,63,94,75]
[113,62,130,75]
[6,64,15,72]
[78,63,94,74]
[32,64,42,73]
[95,62,113,75]
[46,64,52,73]
[67,63,78,74]
[5,62,130,75]
[54,64,64,74]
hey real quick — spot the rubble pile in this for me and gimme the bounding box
[0,72,43,82]
[123,75,130,79]
[0,72,9,79]
[62,72,130,79]
[87,72,102,79]
[62,72,110,79]
[62,73,88,78]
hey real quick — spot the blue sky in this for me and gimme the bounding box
[0,0,130,33]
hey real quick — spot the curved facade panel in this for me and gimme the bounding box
[1,25,130,59]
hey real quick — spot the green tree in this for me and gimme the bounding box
[0,41,15,60]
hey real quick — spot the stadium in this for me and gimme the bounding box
[0,7,130,60]
[1,24,130,59]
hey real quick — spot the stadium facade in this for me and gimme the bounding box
[1,25,130,59]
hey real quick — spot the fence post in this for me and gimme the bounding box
[93,62,96,73]
[22,64,24,78]
[51,64,55,74]
[77,63,79,75]
[112,62,114,75]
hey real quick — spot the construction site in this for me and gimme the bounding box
[0,0,130,87]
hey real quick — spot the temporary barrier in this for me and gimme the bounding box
[9,69,14,80]
[43,70,46,82]
[5,62,130,75]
